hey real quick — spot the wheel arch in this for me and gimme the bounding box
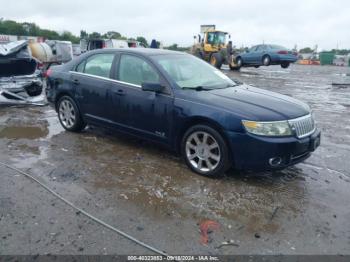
[235,55,243,65]
[55,92,82,116]
[175,116,233,160]
[262,53,271,61]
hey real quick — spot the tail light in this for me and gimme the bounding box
[102,42,106,48]
[277,50,288,54]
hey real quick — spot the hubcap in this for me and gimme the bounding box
[185,131,221,173]
[263,57,270,65]
[237,59,242,66]
[59,99,76,128]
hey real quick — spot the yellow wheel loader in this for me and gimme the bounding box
[191,25,240,70]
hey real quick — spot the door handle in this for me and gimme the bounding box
[113,89,125,96]
[73,79,80,85]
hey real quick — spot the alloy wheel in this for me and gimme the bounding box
[185,131,221,173]
[59,99,76,128]
[263,56,270,66]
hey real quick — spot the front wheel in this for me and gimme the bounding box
[181,125,231,177]
[235,57,243,69]
[229,64,240,71]
[210,53,223,69]
[57,96,86,132]
[281,62,290,68]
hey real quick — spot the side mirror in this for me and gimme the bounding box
[141,82,163,92]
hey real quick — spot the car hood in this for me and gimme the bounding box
[179,84,310,121]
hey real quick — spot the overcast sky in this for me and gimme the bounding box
[3,0,350,50]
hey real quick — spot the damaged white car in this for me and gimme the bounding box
[0,40,45,105]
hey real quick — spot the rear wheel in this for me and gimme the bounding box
[210,53,223,69]
[181,125,231,177]
[57,96,86,132]
[281,62,290,68]
[262,55,271,66]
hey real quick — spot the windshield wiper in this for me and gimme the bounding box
[182,86,211,91]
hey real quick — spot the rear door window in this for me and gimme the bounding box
[84,53,115,78]
[118,54,160,86]
[249,46,257,52]
[256,45,265,51]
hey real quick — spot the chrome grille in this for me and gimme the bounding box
[288,114,315,138]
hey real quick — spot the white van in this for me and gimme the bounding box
[80,39,129,53]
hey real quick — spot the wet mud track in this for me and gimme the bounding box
[0,65,350,255]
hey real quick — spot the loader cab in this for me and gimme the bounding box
[203,30,228,52]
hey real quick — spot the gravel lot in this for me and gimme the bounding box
[0,64,350,256]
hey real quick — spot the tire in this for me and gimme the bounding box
[210,53,223,69]
[235,57,243,69]
[57,96,86,132]
[262,55,271,66]
[24,84,43,97]
[254,65,260,68]
[229,64,240,71]
[181,124,231,177]
[281,62,290,68]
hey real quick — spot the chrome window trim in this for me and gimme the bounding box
[69,71,141,88]
[69,71,173,97]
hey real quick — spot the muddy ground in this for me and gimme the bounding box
[0,64,350,256]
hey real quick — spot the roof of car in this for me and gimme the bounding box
[87,48,186,56]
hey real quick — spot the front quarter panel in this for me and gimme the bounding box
[173,94,245,145]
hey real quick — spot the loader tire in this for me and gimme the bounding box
[210,53,223,69]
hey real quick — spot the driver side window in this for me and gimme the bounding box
[118,55,160,86]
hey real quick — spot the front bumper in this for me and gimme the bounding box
[226,129,321,171]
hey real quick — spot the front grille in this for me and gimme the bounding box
[288,114,315,138]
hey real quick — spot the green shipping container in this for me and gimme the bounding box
[319,52,335,65]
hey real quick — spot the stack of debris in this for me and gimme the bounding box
[0,40,45,105]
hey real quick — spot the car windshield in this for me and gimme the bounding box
[153,54,237,90]
[207,32,226,45]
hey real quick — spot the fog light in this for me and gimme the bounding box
[269,157,282,167]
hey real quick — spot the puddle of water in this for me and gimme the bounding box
[0,126,48,139]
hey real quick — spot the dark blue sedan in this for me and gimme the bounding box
[46,48,320,177]
[236,44,298,69]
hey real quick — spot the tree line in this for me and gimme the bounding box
[299,47,350,55]
[0,18,189,51]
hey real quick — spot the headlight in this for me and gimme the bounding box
[242,120,292,136]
